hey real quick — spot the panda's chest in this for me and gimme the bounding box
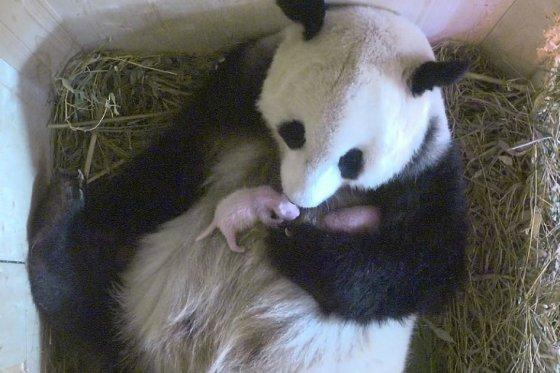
[119,126,426,371]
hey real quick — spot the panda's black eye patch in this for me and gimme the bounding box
[278,120,305,149]
[338,148,364,179]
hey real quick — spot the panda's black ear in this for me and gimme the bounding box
[276,0,326,40]
[410,60,469,96]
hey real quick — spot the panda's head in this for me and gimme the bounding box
[258,1,468,208]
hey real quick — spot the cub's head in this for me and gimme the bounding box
[258,1,467,208]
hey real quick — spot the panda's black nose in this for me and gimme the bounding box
[338,148,363,179]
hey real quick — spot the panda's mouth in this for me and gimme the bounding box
[286,187,381,234]
[279,185,381,234]
[282,204,380,235]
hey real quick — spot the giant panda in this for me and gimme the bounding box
[28,1,469,371]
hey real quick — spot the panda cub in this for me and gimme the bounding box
[28,1,469,371]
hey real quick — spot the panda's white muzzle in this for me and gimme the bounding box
[281,161,341,208]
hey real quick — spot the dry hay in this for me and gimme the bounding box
[49,44,559,371]
[49,50,217,182]
[44,50,218,372]
[410,43,560,372]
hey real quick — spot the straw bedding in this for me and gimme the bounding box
[47,43,559,371]
[409,42,559,372]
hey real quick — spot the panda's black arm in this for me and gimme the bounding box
[268,217,466,323]
[27,43,272,356]
[267,149,469,323]
[80,43,270,241]
[81,113,208,238]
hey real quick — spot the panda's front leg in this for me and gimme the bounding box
[196,186,300,252]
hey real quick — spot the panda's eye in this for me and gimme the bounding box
[278,120,305,149]
[338,148,364,179]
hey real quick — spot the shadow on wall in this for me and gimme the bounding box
[55,1,286,53]
[20,2,286,370]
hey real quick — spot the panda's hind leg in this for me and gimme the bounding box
[27,170,122,368]
[28,170,86,318]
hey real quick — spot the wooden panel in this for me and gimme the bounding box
[366,0,515,42]
[0,0,78,75]
[482,0,560,78]
[45,0,287,53]
[44,0,514,52]
[0,59,50,263]
[0,263,40,373]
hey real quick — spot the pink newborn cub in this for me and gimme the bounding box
[196,186,300,252]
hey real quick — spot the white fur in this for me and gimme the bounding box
[117,6,454,371]
[118,140,416,371]
[258,6,450,207]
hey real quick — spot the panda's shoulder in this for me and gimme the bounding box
[376,142,467,215]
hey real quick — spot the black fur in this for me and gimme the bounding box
[413,117,438,162]
[278,120,306,149]
[267,145,469,323]
[410,60,469,97]
[27,43,274,363]
[29,36,469,366]
[338,148,364,179]
[276,0,326,40]
[27,171,122,366]
[399,116,438,178]
[28,101,214,361]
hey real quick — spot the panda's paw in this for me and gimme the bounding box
[47,169,86,213]
[56,169,85,203]
[29,169,86,242]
